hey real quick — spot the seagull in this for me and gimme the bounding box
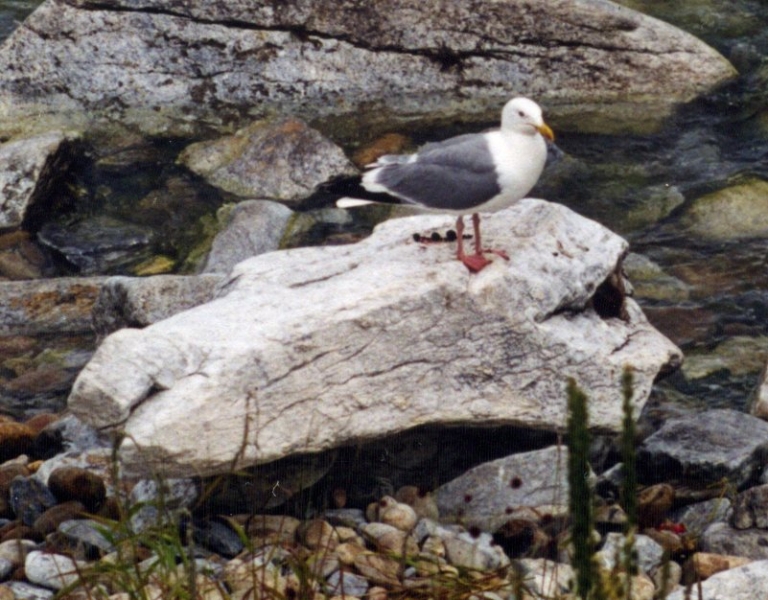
[338,97,554,272]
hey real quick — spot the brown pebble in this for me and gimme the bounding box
[298,519,339,550]
[23,413,61,435]
[0,522,42,543]
[690,552,752,580]
[33,500,87,536]
[0,423,35,464]
[0,337,36,360]
[638,483,675,529]
[48,467,107,511]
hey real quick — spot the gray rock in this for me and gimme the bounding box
[666,558,768,600]
[9,476,57,527]
[0,132,80,229]
[668,498,732,536]
[0,0,735,138]
[637,409,768,489]
[679,178,768,242]
[92,273,224,338]
[0,277,106,337]
[179,119,357,203]
[193,519,244,558]
[37,215,154,275]
[435,446,576,533]
[326,570,369,598]
[58,518,116,555]
[129,477,199,533]
[67,199,681,478]
[2,581,54,600]
[731,483,768,529]
[442,528,510,571]
[700,522,768,561]
[598,532,664,575]
[24,550,84,590]
[202,200,294,274]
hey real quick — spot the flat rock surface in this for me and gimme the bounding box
[67,199,682,477]
[0,0,736,137]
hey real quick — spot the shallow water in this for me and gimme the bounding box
[0,0,40,43]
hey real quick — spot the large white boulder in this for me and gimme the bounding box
[68,199,681,477]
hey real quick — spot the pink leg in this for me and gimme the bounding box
[473,213,510,262]
[456,215,491,272]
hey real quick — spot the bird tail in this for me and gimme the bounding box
[336,198,377,208]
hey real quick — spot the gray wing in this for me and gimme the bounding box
[369,133,501,212]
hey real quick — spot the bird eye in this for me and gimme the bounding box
[517,110,525,117]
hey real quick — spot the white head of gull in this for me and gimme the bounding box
[338,97,554,272]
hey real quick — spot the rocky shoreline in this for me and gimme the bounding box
[1,0,768,598]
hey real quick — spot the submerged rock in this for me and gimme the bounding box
[67,199,681,477]
[179,118,357,202]
[37,215,154,275]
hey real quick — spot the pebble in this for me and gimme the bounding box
[47,466,106,510]
[24,550,84,590]
[8,477,57,526]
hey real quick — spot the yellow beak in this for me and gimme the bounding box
[537,123,555,142]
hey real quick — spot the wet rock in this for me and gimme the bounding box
[637,483,675,529]
[637,409,768,489]
[192,519,244,558]
[24,550,84,590]
[0,422,35,463]
[8,477,57,526]
[179,119,357,203]
[33,414,110,458]
[669,497,732,536]
[91,273,223,338]
[128,478,199,533]
[679,178,768,241]
[0,278,104,337]
[624,252,690,302]
[56,519,116,557]
[37,215,154,275]
[47,467,106,510]
[33,448,115,496]
[68,200,681,477]
[666,558,768,600]
[32,501,86,536]
[681,336,768,381]
[202,200,294,274]
[436,446,575,533]
[0,0,735,138]
[0,132,80,229]
[700,522,768,560]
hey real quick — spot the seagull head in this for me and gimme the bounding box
[501,97,555,141]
